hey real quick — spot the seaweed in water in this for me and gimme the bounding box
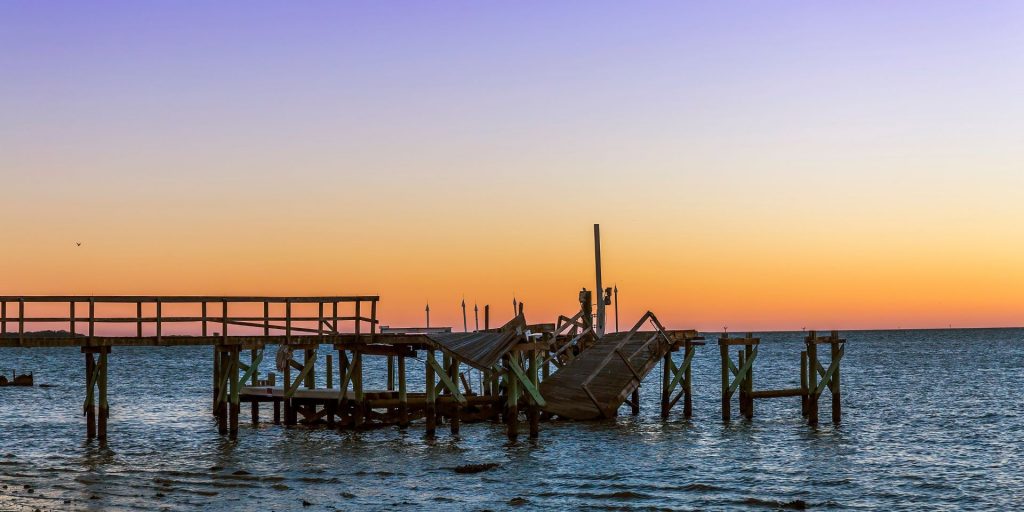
[452,462,500,474]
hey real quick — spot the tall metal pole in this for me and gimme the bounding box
[614,284,619,333]
[461,299,468,332]
[425,303,430,328]
[594,224,605,336]
[512,297,517,317]
[474,303,479,331]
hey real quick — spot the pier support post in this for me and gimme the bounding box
[83,347,110,440]
[425,350,437,437]
[352,350,364,428]
[529,349,540,439]
[250,348,260,425]
[229,347,240,439]
[830,331,842,424]
[212,347,220,416]
[743,341,754,419]
[283,348,294,426]
[800,351,808,417]
[806,333,819,426]
[719,340,730,423]
[631,388,640,416]
[506,355,519,442]
[398,354,409,427]
[683,342,694,419]
[661,353,671,419]
[449,358,461,436]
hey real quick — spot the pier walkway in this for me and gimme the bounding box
[541,312,704,420]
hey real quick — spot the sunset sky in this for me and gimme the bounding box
[2,1,1023,331]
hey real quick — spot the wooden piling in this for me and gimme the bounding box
[97,348,108,441]
[719,341,730,422]
[326,354,333,389]
[506,355,519,441]
[449,357,461,435]
[738,350,747,419]
[806,333,819,425]
[800,351,808,417]
[212,347,220,415]
[631,388,640,416]
[425,350,436,436]
[229,348,239,439]
[250,348,260,425]
[744,340,754,419]
[84,351,96,439]
[529,350,540,439]
[660,352,670,419]
[398,355,409,427]
[831,332,841,424]
[683,343,694,419]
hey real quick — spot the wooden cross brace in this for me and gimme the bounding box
[812,344,844,396]
[286,347,317,397]
[507,355,545,407]
[663,346,695,404]
[726,346,758,396]
[427,353,467,405]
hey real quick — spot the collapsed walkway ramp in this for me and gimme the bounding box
[540,312,675,420]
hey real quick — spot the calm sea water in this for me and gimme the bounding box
[1,328,1021,511]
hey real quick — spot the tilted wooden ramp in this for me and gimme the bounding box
[540,312,675,420]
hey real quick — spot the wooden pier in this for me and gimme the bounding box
[1,293,848,444]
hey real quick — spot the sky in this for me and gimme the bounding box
[2,1,1023,331]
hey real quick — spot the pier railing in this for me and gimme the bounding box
[0,296,379,347]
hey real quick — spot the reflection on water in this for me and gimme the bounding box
[1,328,1022,510]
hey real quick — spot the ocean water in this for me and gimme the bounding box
[0,328,1021,511]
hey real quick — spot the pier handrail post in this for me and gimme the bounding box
[19,298,25,344]
[136,301,142,338]
[1,300,6,335]
[221,299,227,342]
[156,298,162,343]
[69,301,75,336]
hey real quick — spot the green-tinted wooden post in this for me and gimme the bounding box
[353,350,364,428]
[98,348,109,441]
[449,357,461,435]
[744,338,754,419]
[304,347,315,389]
[719,338,730,423]
[84,351,96,440]
[800,350,808,417]
[661,352,671,419]
[283,347,293,425]
[251,348,260,425]
[217,349,228,434]
[212,347,220,415]
[807,332,819,425]
[326,354,333,389]
[738,351,747,419]
[684,343,694,419]
[387,356,395,391]
[398,354,409,427]
[529,348,540,438]
[425,350,436,436]
[506,355,519,441]
[831,332,841,424]
[229,348,240,439]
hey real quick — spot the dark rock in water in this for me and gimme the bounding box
[782,500,808,510]
[272,483,289,491]
[302,499,313,507]
[155,493,166,498]
[341,492,356,498]
[231,470,251,476]
[209,466,223,472]
[509,497,528,506]
[453,462,500,474]
[89,495,100,500]
[24,484,31,489]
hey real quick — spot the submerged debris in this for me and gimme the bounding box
[452,462,500,474]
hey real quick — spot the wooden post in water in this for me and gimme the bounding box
[660,352,671,419]
[84,350,96,439]
[719,336,730,422]
[229,347,240,439]
[97,347,109,441]
[326,354,333,389]
[506,354,519,441]
[449,357,461,435]
[271,373,280,425]
[744,338,754,419]
[212,347,220,415]
[529,348,540,439]
[683,341,694,419]
[387,356,395,391]
[830,330,842,424]
[806,332,819,426]
[738,350,747,419]
[398,354,409,427]
[800,351,808,417]
[425,349,437,436]
[484,305,489,330]
[251,348,260,425]
[631,388,640,416]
